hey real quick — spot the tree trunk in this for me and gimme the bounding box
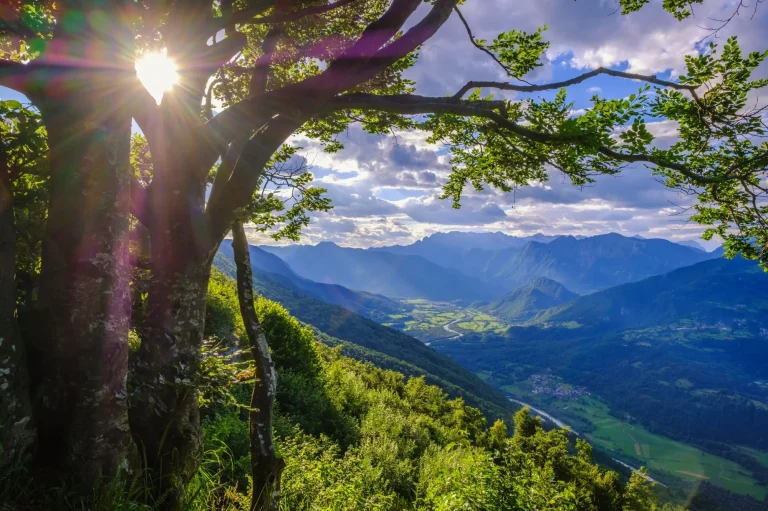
[232,221,284,511]
[129,260,209,507]
[0,158,36,469]
[34,100,137,481]
[129,161,211,507]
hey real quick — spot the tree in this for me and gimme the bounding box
[1,0,766,507]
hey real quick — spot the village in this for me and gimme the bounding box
[529,373,591,399]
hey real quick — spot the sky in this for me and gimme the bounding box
[3,0,767,249]
[257,0,768,249]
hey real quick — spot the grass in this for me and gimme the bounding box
[503,385,768,500]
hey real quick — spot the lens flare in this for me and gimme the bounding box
[135,51,179,104]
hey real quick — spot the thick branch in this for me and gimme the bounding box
[211,0,357,35]
[452,66,699,99]
[231,221,284,511]
[130,85,160,138]
[199,33,248,73]
[324,93,587,143]
[595,146,721,184]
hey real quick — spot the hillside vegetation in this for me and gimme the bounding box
[213,252,514,420]
[199,269,666,510]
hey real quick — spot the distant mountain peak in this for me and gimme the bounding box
[481,277,578,322]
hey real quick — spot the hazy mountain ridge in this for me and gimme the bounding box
[261,241,502,301]
[260,232,717,300]
[480,233,719,293]
[217,242,401,319]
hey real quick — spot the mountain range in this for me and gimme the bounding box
[261,241,502,301]
[263,232,719,297]
[434,255,768,452]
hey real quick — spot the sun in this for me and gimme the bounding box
[135,51,179,104]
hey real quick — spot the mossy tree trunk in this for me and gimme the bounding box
[30,4,139,482]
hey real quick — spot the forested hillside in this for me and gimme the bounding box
[199,270,666,510]
[481,277,579,322]
[217,242,402,321]
[213,251,513,420]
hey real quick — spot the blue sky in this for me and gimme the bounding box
[4,0,767,249]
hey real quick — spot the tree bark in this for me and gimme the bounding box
[0,156,36,469]
[34,100,138,480]
[232,221,284,511]
[129,256,209,507]
[128,119,212,506]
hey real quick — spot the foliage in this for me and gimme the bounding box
[0,100,48,306]
[198,271,663,510]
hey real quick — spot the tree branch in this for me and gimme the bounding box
[454,7,529,83]
[323,93,587,143]
[231,220,284,511]
[205,0,424,146]
[324,92,765,186]
[452,66,700,99]
[130,85,161,139]
[210,0,357,35]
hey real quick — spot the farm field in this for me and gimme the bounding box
[455,310,508,334]
[501,381,768,500]
[381,300,510,341]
